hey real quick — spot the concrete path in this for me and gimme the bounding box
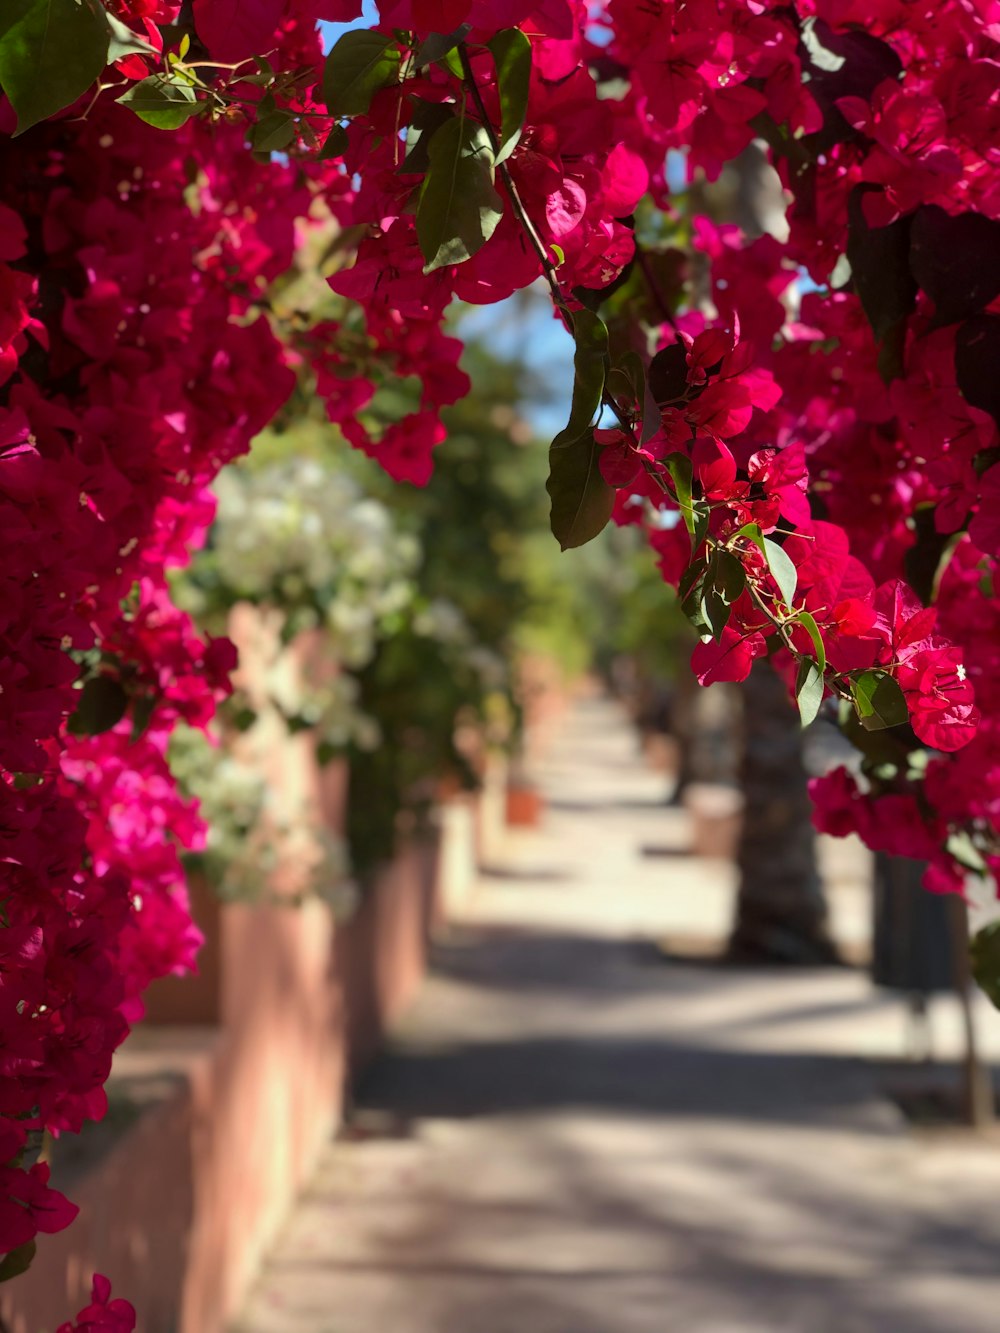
[235,697,1000,1333]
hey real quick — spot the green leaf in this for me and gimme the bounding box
[701,550,745,641]
[971,921,1000,1010]
[0,1240,36,1284]
[398,98,454,174]
[117,76,202,129]
[251,109,296,153]
[639,378,661,446]
[130,693,157,745]
[711,550,746,604]
[619,351,644,393]
[763,537,798,607]
[437,46,464,78]
[322,30,400,118]
[846,184,916,379]
[487,28,531,165]
[947,829,988,875]
[734,520,766,554]
[796,659,825,728]
[795,609,827,674]
[415,115,504,272]
[680,590,711,637]
[839,703,913,767]
[105,11,157,62]
[546,426,615,551]
[851,669,909,731]
[553,309,608,445]
[319,122,349,159]
[67,675,128,736]
[414,24,471,67]
[0,0,110,135]
[664,452,695,536]
[546,310,613,551]
[704,588,731,642]
[648,343,688,405]
[678,558,707,605]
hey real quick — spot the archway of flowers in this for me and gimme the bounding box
[0,0,998,1322]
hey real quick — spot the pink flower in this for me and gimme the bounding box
[691,623,768,685]
[57,1275,135,1333]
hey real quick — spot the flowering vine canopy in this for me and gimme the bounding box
[0,0,999,1320]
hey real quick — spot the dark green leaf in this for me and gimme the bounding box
[546,312,613,549]
[678,557,708,605]
[130,693,156,744]
[552,309,608,445]
[680,585,711,636]
[231,705,258,733]
[322,30,400,118]
[67,675,128,736]
[839,704,913,767]
[664,452,694,538]
[0,0,110,135]
[711,549,746,604]
[956,313,1000,430]
[488,28,531,164]
[904,504,958,606]
[617,350,645,400]
[605,367,633,402]
[704,587,731,642]
[763,537,798,607]
[319,122,349,159]
[0,1240,36,1284]
[679,560,712,634]
[796,659,825,728]
[398,98,454,174]
[852,669,909,731]
[251,109,296,153]
[415,115,503,272]
[909,206,1000,327]
[639,375,661,446]
[795,609,827,674]
[648,343,688,405]
[546,426,615,551]
[846,185,916,365]
[692,502,710,552]
[117,76,202,129]
[414,24,470,67]
[971,921,1000,1010]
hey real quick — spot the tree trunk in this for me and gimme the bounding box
[728,658,837,964]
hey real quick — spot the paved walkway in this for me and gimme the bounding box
[235,697,1000,1333]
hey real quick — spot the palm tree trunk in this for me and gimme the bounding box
[728,658,837,963]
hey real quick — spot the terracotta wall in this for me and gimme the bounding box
[1,837,445,1333]
[0,604,507,1333]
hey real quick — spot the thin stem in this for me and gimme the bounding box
[459,42,647,460]
[458,45,570,328]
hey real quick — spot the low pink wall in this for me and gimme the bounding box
[1,605,490,1333]
[1,832,444,1333]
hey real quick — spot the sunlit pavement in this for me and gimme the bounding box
[235,697,1000,1333]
